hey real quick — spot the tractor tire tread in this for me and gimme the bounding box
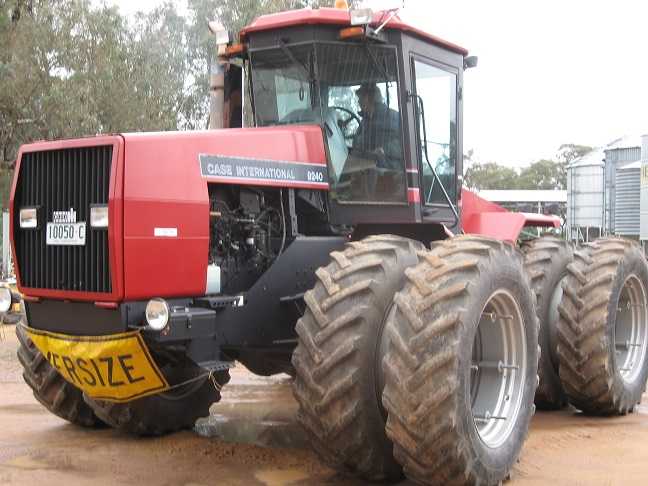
[292,234,424,481]
[383,235,539,485]
[15,324,101,428]
[522,235,573,409]
[84,369,230,436]
[557,237,648,415]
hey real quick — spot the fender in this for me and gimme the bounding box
[460,189,560,242]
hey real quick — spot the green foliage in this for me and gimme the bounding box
[0,0,201,168]
[464,159,567,191]
[464,144,592,191]
[518,159,565,190]
[463,162,518,190]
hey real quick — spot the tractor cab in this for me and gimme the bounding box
[219,7,471,229]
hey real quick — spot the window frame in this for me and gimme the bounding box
[410,54,460,209]
[249,40,411,208]
[248,41,320,128]
[315,40,409,206]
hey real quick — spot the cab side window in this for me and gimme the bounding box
[412,60,457,204]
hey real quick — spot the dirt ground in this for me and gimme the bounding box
[2,323,648,486]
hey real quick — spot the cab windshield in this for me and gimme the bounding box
[250,42,405,203]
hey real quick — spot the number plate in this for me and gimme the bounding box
[46,222,86,246]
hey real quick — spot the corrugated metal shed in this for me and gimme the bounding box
[640,135,648,241]
[606,135,644,151]
[605,136,642,233]
[614,160,641,237]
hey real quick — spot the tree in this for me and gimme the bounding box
[463,162,519,190]
[0,0,197,167]
[518,159,565,190]
[557,143,593,164]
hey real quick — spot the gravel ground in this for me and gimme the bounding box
[1,323,648,485]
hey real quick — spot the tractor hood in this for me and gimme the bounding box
[10,125,327,303]
[121,125,327,300]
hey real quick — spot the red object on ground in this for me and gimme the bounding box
[239,8,469,56]
[460,189,560,242]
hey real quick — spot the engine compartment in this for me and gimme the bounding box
[208,184,332,294]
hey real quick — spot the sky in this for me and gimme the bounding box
[109,0,648,167]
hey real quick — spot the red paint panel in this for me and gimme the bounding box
[11,126,326,303]
[462,212,527,243]
[122,125,327,300]
[518,212,562,228]
[10,136,125,302]
[461,189,560,242]
[240,8,468,55]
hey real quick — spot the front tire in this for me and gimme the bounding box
[16,324,102,427]
[382,236,539,485]
[292,235,424,481]
[84,359,229,435]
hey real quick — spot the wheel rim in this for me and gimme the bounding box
[615,274,648,385]
[470,290,528,448]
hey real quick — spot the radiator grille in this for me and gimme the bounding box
[13,146,113,293]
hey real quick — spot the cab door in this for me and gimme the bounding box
[405,37,464,230]
[323,41,418,226]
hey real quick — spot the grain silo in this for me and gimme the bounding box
[604,136,642,234]
[640,135,648,242]
[566,149,605,242]
[614,160,641,238]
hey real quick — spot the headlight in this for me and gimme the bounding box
[145,298,169,331]
[20,207,38,228]
[0,287,11,313]
[90,205,109,228]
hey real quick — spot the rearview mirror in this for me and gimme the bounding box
[464,56,478,69]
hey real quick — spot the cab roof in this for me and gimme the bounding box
[239,7,469,56]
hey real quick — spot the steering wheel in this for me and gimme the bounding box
[330,106,361,139]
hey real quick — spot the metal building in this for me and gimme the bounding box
[614,160,641,237]
[640,135,648,242]
[567,148,605,242]
[604,136,642,234]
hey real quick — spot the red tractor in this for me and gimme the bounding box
[8,5,648,485]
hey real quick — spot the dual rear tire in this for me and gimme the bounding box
[522,236,573,409]
[556,237,648,415]
[521,235,648,416]
[293,235,539,485]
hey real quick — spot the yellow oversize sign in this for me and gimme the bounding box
[23,325,169,402]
